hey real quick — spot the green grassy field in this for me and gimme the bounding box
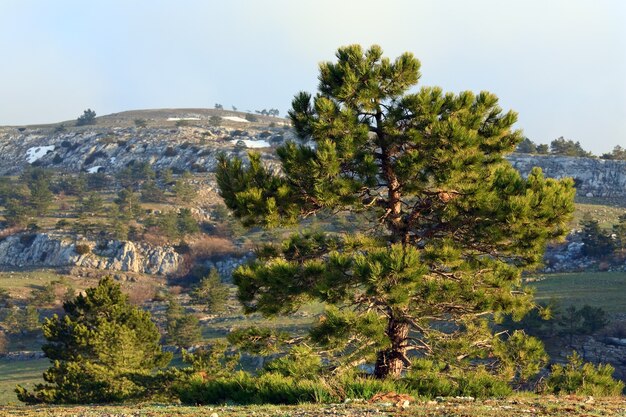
[529,271,626,313]
[0,359,48,406]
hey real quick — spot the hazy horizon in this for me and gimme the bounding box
[1,0,624,153]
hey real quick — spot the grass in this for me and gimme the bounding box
[529,271,626,313]
[0,396,625,416]
[0,270,67,300]
[571,203,625,229]
[0,358,48,406]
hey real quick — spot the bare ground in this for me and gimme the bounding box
[1,396,626,417]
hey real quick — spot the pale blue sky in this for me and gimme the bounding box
[1,0,624,153]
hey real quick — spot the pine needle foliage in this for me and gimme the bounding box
[217,45,575,378]
[16,277,172,404]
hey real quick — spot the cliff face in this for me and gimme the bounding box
[507,154,626,198]
[0,234,182,275]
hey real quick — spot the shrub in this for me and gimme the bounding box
[75,243,91,255]
[263,345,323,379]
[164,146,177,157]
[188,236,237,262]
[209,115,221,127]
[76,109,96,126]
[19,234,37,247]
[0,331,7,354]
[404,359,512,398]
[176,371,334,405]
[134,118,147,128]
[544,352,624,396]
[29,283,58,307]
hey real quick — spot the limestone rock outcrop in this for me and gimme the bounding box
[508,154,626,198]
[0,233,182,275]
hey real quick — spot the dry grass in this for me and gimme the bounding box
[0,396,625,416]
[188,236,238,261]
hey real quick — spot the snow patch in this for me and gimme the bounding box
[230,139,271,148]
[87,166,103,174]
[167,117,200,121]
[110,157,116,163]
[26,145,55,163]
[222,116,249,123]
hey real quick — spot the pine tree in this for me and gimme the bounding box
[177,208,199,236]
[190,269,229,313]
[16,277,171,404]
[217,45,575,379]
[516,137,537,154]
[29,175,54,217]
[79,192,104,216]
[612,213,626,253]
[172,172,197,203]
[114,188,142,220]
[76,109,96,126]
[550,137,593,157]
[140,180,166,203]
[4,198,32,227]
[580,214,614,257]
[165,299,202,348]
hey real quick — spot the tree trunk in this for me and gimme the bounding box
[373,317,410,379]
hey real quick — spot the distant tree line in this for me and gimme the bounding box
[517,137,626,160]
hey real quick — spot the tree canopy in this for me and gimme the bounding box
[76,109,97,126]
[16,277,171,404]
[217,45,575,379]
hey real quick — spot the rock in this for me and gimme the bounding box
[0,233,181,275]
[508,154,626,199]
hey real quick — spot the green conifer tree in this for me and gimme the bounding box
[165,299,202,348]
[190,269,229,313]
[29,175,54,217]
[580,214,614,257]
[217,45,575,379]
[16,277,171,403]
[114,188,142,220]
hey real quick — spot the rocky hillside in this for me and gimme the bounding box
[1,109,624,200]
[0,108,292,177]
[0,109,623,275]
[509,154,626,199]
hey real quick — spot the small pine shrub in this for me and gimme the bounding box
[405,360,512,398]
[75,243,91,255]
[176,371,335,405]
[263,345,322,379]
[544,352,625,396]
[56,219,70,228]
[336,372,406,400]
